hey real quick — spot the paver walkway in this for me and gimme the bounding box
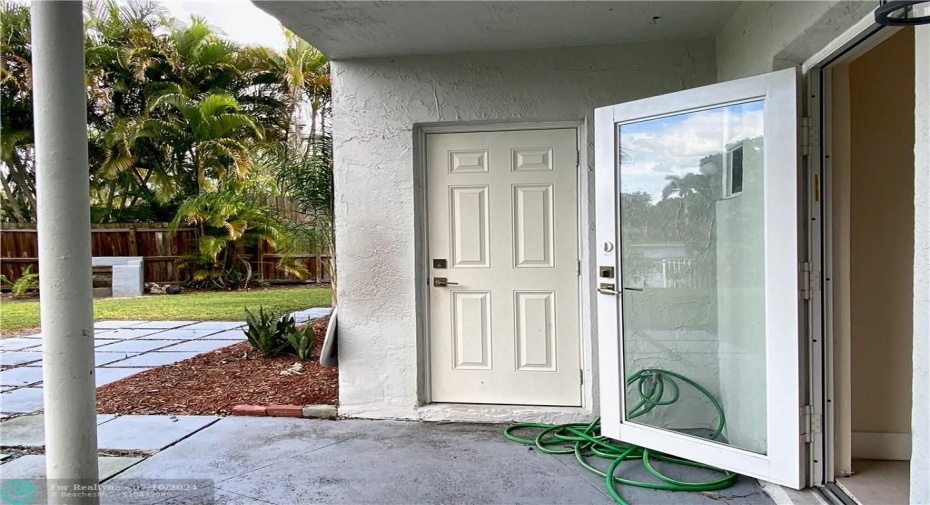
[0,307,331,417]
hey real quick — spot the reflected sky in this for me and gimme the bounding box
[619,101,764,201]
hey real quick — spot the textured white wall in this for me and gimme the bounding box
[715,1,874,80]
[331,39,717,419]
[911,25,929,505]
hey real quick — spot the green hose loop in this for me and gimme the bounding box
[504,368,738,505]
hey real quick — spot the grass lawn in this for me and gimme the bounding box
[0,286,331,335]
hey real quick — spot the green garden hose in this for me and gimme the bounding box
[503,369,737,505]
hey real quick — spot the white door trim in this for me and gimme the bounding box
[413,120,595,418]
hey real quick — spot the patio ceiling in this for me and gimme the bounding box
[253,1,741,59]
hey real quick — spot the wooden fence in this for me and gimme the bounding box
[0,222,330,285]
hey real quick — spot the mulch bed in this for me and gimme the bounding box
[96,317,337,416]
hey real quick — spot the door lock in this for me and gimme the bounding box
[433,277,459,287]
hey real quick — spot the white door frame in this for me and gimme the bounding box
[801,13,902,489]
[412,120,595,420]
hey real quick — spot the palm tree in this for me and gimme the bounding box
[146,83,264,192]
[241,31,329,144]
[0,2,36,222]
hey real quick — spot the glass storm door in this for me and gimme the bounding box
[595,68,805,488]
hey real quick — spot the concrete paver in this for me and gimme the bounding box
[182,321,244,331]
[96,415,218,451]
[0,366,44,387]
[94,328,165,339]
[94,367,148,387]
[129,321,196,329]
[0,413,119,448]
[0,351,42,367]
[96,339,178,353]
[94,320,144,329]
[0,387,44,414]
[196,329,245,340]
[158,339,240,353]
[137,329,219,340]
[105,351,201,367]
[0,338,41,351]
[290,308,332,322]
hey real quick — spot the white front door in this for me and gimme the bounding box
[596,68,807,488]
[427,128,581,406]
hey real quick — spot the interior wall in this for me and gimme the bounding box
[330,39,717,419]
[848,28,915,442]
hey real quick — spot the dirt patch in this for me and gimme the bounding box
[96,317,337,415]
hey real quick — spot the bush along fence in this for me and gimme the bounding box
[0,222,331,286]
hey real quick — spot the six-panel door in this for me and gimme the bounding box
[427,128,581,406]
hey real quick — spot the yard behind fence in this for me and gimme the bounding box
[0,221,331,285]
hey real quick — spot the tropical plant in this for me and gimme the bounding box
[272,128,335,300]
[0,2,36,222]
[285,323,314,360]
[147,84,264,193]
[243,306,314,359]
[0,266,39,297]
[169,179,316,288]
[243,306,289,358]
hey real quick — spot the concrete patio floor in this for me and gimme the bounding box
[3,417,773,505]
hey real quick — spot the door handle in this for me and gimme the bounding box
[598,283,619,295]
[433,277,459,287]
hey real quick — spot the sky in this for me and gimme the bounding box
[619,100,764,201]
[154,0,287,50]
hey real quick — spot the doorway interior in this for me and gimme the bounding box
[822,26,915,505]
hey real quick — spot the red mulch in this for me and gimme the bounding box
[96,317,337,415]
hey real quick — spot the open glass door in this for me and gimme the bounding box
[595,68,805,488]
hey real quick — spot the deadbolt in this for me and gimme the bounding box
[599,266,615,278]
[433,259,447,269]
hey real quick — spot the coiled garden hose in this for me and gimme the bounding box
[503,368,737,505]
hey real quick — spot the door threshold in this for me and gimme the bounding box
[417,403,592,424]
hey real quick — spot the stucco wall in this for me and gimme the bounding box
[715,1,874,80]
[331,39,717,419]
[911,24,929,505]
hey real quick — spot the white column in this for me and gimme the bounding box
[31,0,100,501]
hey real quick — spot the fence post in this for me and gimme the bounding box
[128,225,139,256]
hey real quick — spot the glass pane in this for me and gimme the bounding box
[618,100,767,454]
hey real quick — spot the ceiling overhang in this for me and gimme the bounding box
[254,1,741,60]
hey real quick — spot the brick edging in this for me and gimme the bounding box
[231,404,336,419]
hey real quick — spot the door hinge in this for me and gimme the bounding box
[580,369,584,386]
[575,149,580,168]
[800,117,810,157]
[800,117,819,157]
[577,260,581,276]
[801,405,821,443]
[799,261,819,300]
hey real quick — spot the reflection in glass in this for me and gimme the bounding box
[618,100,767,454]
